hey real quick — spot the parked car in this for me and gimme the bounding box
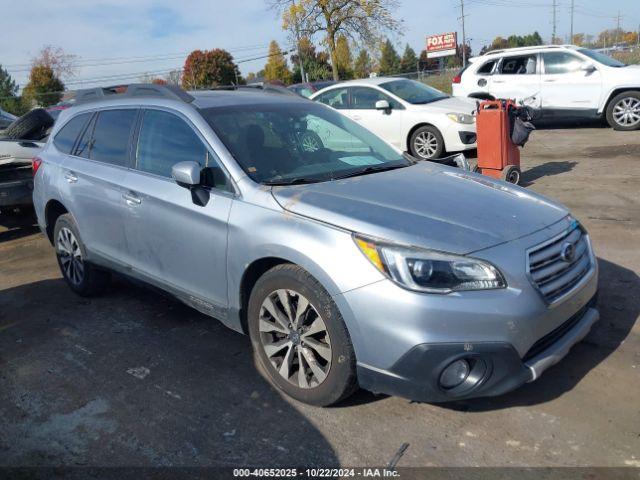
[0,108,53,211]
[310,78,477,160]
[34,84,598,406]
[0,108,18,130]
[288,80,337,98]
[452,44,640,131]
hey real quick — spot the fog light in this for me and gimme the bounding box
[440,359,470,389]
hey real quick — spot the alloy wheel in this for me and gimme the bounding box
[414,131,439,158]
[258,289,332,389]
[612,97,640,128]
[57,227,84,286]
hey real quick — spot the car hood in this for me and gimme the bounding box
[416,96,477,114]
[271,162,568,254]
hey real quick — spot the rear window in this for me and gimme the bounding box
[89,109,137,166]
[53,113,92,154]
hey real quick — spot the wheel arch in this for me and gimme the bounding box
[406,122,441,153]
[468,92,495,101]
[44,199,69,245]
[601,87,640,114]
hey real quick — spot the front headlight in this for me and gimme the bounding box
[354,235,506,293]
[447,112,475,124]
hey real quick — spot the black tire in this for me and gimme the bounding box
[53,213,110,296]
[248,264,358,406]
[605,91,640,131]
[502,165,521,185]
[3,108,54,140]
[409,125,445,160]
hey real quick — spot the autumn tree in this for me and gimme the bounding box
[31,45,77,79]
[181,49,242,89]
[335,34,353,79]
[399,44,418,74]
[353,49,373,78]
[273,0,401,81]
[264,41,293,84]
[22,65,65,107]
[378,39,401,75]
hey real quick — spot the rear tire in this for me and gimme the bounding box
[53,214,110,296]
[605,91,640,131]
[248,264,358,406]
[409,125,444,160]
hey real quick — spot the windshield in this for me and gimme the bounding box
[577,48,626,67]
[379,79,448,104]
[200,102,409,184]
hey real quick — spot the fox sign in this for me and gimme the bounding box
[426,32,457,58]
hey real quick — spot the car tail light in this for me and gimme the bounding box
[32,157,43,176]
[452,75,462,84]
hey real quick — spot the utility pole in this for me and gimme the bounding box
[458,0,467,67]
[570,0,575,44]
[291,0,306,83]
[614,11,622,47]
[551,0,557,44]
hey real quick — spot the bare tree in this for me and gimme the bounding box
[31,45,77,79]
[164,70,182,86]
[270,0,401,81]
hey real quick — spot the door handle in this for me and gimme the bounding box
[544,79,556,83]
[64,171,78,183]
[351,115,362,120]
[123,192,142,205]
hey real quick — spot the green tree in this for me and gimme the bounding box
[264,40,293,84]
[353,49,373,78]
[399,44,418,74]
[378,39,401,75]
[335,34,353,79]
[0,65,26,115]
[182,49,242,89]
[290,37,332,82]
[275,0,401,81]
[22,65,64,107]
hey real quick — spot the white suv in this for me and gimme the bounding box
[452,45,640,131]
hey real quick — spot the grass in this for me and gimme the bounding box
[420,70,457,94]
[613,49,640,65]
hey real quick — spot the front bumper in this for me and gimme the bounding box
[356,296,598,403]
[442,123,477,152]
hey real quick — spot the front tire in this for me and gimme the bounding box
[248,264,357,406]
[409,125,444,160]
[606,91,640,131]
[502,165,521,185]
[54,214,110,296]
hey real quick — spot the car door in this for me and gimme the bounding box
[59,108,138,264]
[489,54,542,107]
[540,51,602,112]
[121,107,233,312]
[343,87,405,148]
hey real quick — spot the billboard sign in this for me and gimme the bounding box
[426,32,457,58]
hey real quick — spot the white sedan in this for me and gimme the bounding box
[309,77,477,160]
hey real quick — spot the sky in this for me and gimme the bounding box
[1,0,638,90]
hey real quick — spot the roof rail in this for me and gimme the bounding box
[74,83,195,105]
[482,44,564,56]
[205,83,298,97]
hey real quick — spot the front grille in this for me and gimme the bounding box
[523,295,597,361]
[527,225,593,303]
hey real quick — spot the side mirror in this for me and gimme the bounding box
[375,100,391,111]
[581,63,597,74]
[172,161,201,187]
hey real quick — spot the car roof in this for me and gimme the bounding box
[189,89,308,109]
[473,44,579,61]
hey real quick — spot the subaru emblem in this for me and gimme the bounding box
[560,242,575,263]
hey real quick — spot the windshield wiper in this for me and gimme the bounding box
[263,177,319,186]
[332,163,408,180]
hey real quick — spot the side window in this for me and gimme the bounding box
[477,60,496,75]
[53,113,92,154]
[543,52,584,74]
[89,109,137,166]
[315,88,349,109]
[350,87,402,110]
[498,55,537,75]
[136,109,230,191]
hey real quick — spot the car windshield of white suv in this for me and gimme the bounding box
[379,79,448,105]
[577,48,626,67]
[200,102,411,185]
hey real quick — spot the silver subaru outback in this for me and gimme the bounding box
[33,84,599,406]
